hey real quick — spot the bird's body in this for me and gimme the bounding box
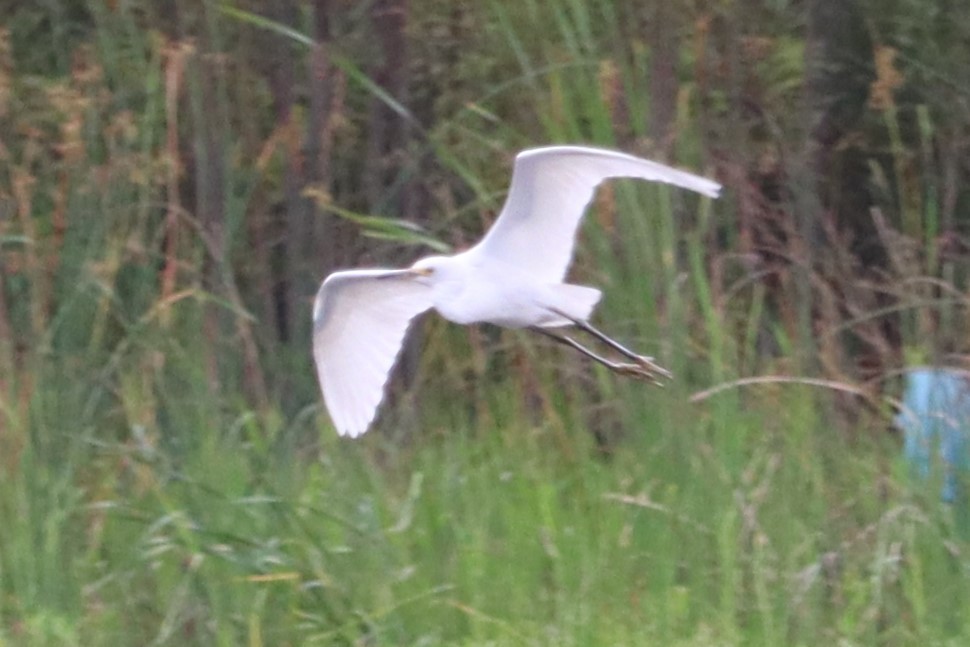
[313,145,721,437]
[410,253,600,328]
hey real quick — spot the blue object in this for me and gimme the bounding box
[895,368,970,502]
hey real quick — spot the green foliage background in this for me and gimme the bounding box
[1,0,969,644]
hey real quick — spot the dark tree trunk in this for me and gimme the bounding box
[648,1,678,157]
[805,0,874,255]
[265,0,301,345]
[365,0,412,218]
[307,0,339,270]
[798,0,874,370]
[194,52,228,393]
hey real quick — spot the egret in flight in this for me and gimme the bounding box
[313,146,721,437]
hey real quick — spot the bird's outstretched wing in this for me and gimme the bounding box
[312,269,433,437]
[469,146,721,282]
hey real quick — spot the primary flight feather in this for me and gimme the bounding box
[312,145,721,437]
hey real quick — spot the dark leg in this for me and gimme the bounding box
[572,318,654,363]
[542,308,673,382]
[530,327,670,384]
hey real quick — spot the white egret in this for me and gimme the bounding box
[313,145,721,437]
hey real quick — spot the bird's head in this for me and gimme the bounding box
[408,255,457,284]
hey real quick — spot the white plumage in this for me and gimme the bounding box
[312,145,721,437]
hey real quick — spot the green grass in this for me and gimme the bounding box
[4,377,969,645]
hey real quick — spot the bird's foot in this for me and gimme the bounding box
[611,356,672,385]
[635,355,673,380]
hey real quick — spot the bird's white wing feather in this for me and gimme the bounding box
[312,269,433,437]
[469,146,721,281]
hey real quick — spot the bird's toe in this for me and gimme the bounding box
[612,361,670,385]
[632,355,672,380]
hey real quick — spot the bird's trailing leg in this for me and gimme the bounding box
[547,308,671,382]
[530,325,671,385]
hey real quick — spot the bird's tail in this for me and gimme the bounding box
[538,284,602,327]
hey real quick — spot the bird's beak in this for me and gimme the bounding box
[375,268,432,281]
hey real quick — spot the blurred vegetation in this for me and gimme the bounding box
[1,0,969,644]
